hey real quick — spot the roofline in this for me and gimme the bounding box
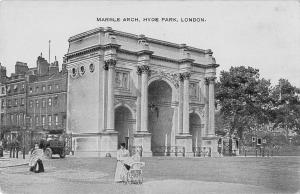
[68,27,210,54]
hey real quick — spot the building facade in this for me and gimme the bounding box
[65,27,219,157]
[26,55,67,142]
[0,55,67,150]
[0,62,28,144]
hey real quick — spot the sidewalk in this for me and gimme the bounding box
[0,151,29,168]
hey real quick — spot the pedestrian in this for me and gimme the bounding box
[114,143,130,183]
[0,140,3,157]
[29,143,45,173]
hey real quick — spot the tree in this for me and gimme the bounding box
[269,79,300,136]
[216,66,273,138]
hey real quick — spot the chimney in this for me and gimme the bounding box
[49,56,59,75]
[37,54,50,75]
[15,62,29,75]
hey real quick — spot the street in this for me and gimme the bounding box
[0,156,299,194]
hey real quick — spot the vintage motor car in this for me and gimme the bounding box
[43,134,66,159]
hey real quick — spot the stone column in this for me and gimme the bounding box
[207,77,216,136]
[138,65,150,132]
[182,72,191,134]
[136,69,142,132]
[204,79,209,136]
[102,64,108,130]
[105,59,116,131]
[178,76,183,134]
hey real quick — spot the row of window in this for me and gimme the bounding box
[1,98,25,108]
[1,83,62,95]
[4,84,25,94]
[71,63,94,77]
[30,115,60,126]
[29,96,59,108]
[1,96,60,109]
[3,113,25,126]
[29,83,60,94]
[3,113,60,127]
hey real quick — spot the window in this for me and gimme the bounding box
[30,100,33,108]
[21,98,25,105]
[71,68,77,77]
[54,96,58,106]
[36,99,39,108]
[1,99,5,108]
[89,63,94,73]
[7,100,11,107]
[29,117,33,127]
[42,85,46,91]
[8,114,12,125]
[7,86,11,93]
[80,66,85,75]
[48,98,52,106]
[42,99,46,108]
[14,85,18,92]
[48,115,52,126]
[257,138,262,145]
[22,84,25,90]
[48,85,52,91]
[29,87,33,93]
[15,114,19,125]
[1,113,4,123]
[55,115,59,125]
[35,116,39,126]
[55,84,59,90]
[14,99,18,106]
[1,87,5,94]
[42,115,46,126]
[35,86,39,92]
[20,113,23,125]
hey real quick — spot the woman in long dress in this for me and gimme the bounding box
[29,143,45,173]
[114,143,130,182]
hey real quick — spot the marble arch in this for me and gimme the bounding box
[65,27,219,157]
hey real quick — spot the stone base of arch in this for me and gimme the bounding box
[201,136,220,157]
[133,132,152,157]
[176,134,193,157]
[70,131,119,158]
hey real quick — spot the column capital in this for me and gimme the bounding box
[137,65,151,76]
[205,76,216,85]
[104,58,117,70]
[179,72,191,81]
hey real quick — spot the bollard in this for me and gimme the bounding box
[255,149,257,157]
[10,147,12,158]
[262,148,264,157]
[12,148,15,158]
[245,150,247,157]
[16,148,18,158]
[23,147,25,159]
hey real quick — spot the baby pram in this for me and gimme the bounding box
[125,161,145,184]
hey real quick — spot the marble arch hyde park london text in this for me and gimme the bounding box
[64,27,219,157]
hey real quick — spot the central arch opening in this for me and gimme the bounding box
[115,106,133,149]
[148,79,174,156]
[189,112,201,149]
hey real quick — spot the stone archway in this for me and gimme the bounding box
[115,106,134,149]
[189,112,201,149]
[148,79,174,155]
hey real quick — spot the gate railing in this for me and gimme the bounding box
[193,146,212,157]
[152,146,185,157]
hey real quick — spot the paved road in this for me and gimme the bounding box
[0,156,299,194]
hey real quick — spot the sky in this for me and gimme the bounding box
[0,0,299,87]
